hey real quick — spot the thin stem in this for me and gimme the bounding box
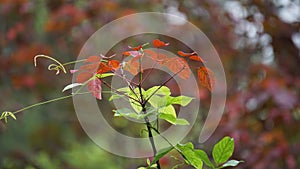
[101,80,140,103]
[62,59,86,66]
[144,65,186,104]
[11,95,73,115]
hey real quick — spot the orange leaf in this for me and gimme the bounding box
[97,62,112,74]
[167,58,190,79]
[108,60,120,70]
[189,55,204,62]
[144,49,168,65]
[197,66,215,91]
[177,51,195,57]
[153,39,169,48]
[124,59,140,75]
[177,51,204,62]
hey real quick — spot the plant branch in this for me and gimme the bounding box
[144,65,186,104]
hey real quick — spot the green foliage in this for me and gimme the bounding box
[110,85,192,125]
[176,142,203,169]
[212,136,234,166]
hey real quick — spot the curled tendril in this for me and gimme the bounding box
[34,55,67,75]
[0,111,17,123]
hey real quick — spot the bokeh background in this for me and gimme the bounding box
[0,0,299,169]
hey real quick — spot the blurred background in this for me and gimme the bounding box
[0,0,299,168]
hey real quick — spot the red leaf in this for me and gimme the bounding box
[144,49,168,65]
[177,51,204,62]
[128,45,143,51]
[85,55,101,63]
[166,58,190,79]
[177,51,195,57]
[189,55,204,62]
[122,51,142,57]
[124,59,140,75]
[87,78,102,100]
[79,62,99,72]
[77,72,93,83]
[153,39,169,48]
[108,60,120,70]
[97,62,112,74]
[197,66,215,91]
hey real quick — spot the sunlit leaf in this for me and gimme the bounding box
[212,137,234,165]
[146,86,171,97]
[167,95,193,106]
[176,143,203,169]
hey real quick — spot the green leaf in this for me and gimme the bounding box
[212,137,234,166]
[113,108,154,120]
[117,87,130,93]
[151,146,174,165]
[158,105,176,124]
[176,142,203,169]
[96,72,115,78]
[167,96,193,106]
[218,160,243,168]
[146,86,171,97]
[148,95,167,108]
[158,105,176,117]
[128,87,144,113]
[174,118,190,125]
[194,150,215,168]
[138,167,147,169]
[109,93,124,101]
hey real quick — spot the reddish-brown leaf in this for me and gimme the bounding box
[124,59,140,75]
[153,39,169,48]
[79,62,99,72]
[197,66,215,91]
[177,51,204,62]
[77,72,93,83]
[144,49,168,65]
[85,55,101,63]
[166,58,190,79]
